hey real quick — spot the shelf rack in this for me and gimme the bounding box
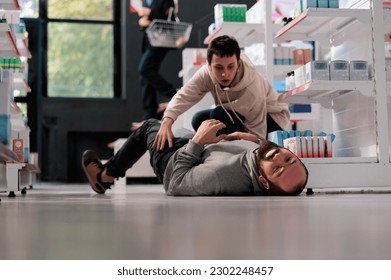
[275,8,370,41]
[0,23,20,57]
[278,80,374,107]
[273,1,391,191]
[204,22,265,47]
[0,0,36,197]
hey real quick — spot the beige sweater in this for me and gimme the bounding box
[163,54,290,139]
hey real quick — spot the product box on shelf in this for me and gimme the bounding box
[0,115,10,145]
[289,104,312,113]
[301,0,318,10]
[269,130,335,158]
[318,0,329,8]
[294,65,306,87]
[328,0,340,8]
[330,60,349,80]
[12,138,23,163]
[293,49,312,65]
[214,4,247,26]
[349,60,369,80]
[305,60,330,81]
[283,137,303,158]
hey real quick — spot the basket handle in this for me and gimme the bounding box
[167,6,180,22]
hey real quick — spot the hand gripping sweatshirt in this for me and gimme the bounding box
[163,140,269,196]
[163,54,290,139]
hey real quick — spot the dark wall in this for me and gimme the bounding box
[38,0,256,182]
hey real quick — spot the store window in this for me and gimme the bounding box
[47,22,114,97]
[18,0,118,98]
[48,0,113,20]
[46,0,116,98]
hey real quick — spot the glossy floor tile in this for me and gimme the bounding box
[1,183,391,260]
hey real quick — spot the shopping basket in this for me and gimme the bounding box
[146,8,192,48]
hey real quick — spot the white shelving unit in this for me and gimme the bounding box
[202,2,321,123]
[275,8,370,41]
[278,80,374,107]
[204,22,266,47]
[203,1,275,83]
[0,0,36,198]
[276,1,391,190]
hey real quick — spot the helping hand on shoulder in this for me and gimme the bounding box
[154,117,175,150]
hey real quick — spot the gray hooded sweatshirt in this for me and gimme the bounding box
[163,139,268,196]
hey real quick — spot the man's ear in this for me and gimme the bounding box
[259,175,270,190]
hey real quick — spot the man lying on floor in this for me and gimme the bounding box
[82,119,308,196]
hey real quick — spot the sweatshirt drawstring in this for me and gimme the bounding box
[224,89,245,127]
[215,84,235,124]
[215,84,245,126]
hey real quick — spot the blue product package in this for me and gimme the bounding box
[0,115,10,145]
[328,0,339,8]
[303,0,318,9]
[268,130,284,146]
[303,130,313,136]
[24,147,29,163]
[282,131,289,141]
[318,0,328,7]
[288,130,296,138]
[318,131,327,137]
[289,104,312,113]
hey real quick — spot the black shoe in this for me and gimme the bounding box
[81,150,112,194]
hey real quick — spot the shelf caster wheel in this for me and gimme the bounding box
[21,188,27,195]
[8,191,16,198]
[29,185,33,190]
[306,188,314,195]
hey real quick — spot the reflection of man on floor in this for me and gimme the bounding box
[83,119,308,196]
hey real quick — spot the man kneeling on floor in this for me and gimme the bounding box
[82,119,308,196]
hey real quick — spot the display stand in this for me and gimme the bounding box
[0,0,36,197]
[275,0,391,191]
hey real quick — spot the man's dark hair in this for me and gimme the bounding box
[207,35,241,64]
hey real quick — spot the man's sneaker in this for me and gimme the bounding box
[81,150,112,194]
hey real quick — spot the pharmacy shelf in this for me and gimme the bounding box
[278,80,374,105]
[0,23,20,57]
[385,8,391,41]
[273,64,298,80]
[290,112,317,122]
[302,156,377,164]
[275,8,370,41]
[13,77,31,92]
[16,33,31,58]
[204,22,265,47]
[0,0,20,10]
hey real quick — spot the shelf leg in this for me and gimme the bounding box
[6,162,25,195]
[306,188,314,195]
